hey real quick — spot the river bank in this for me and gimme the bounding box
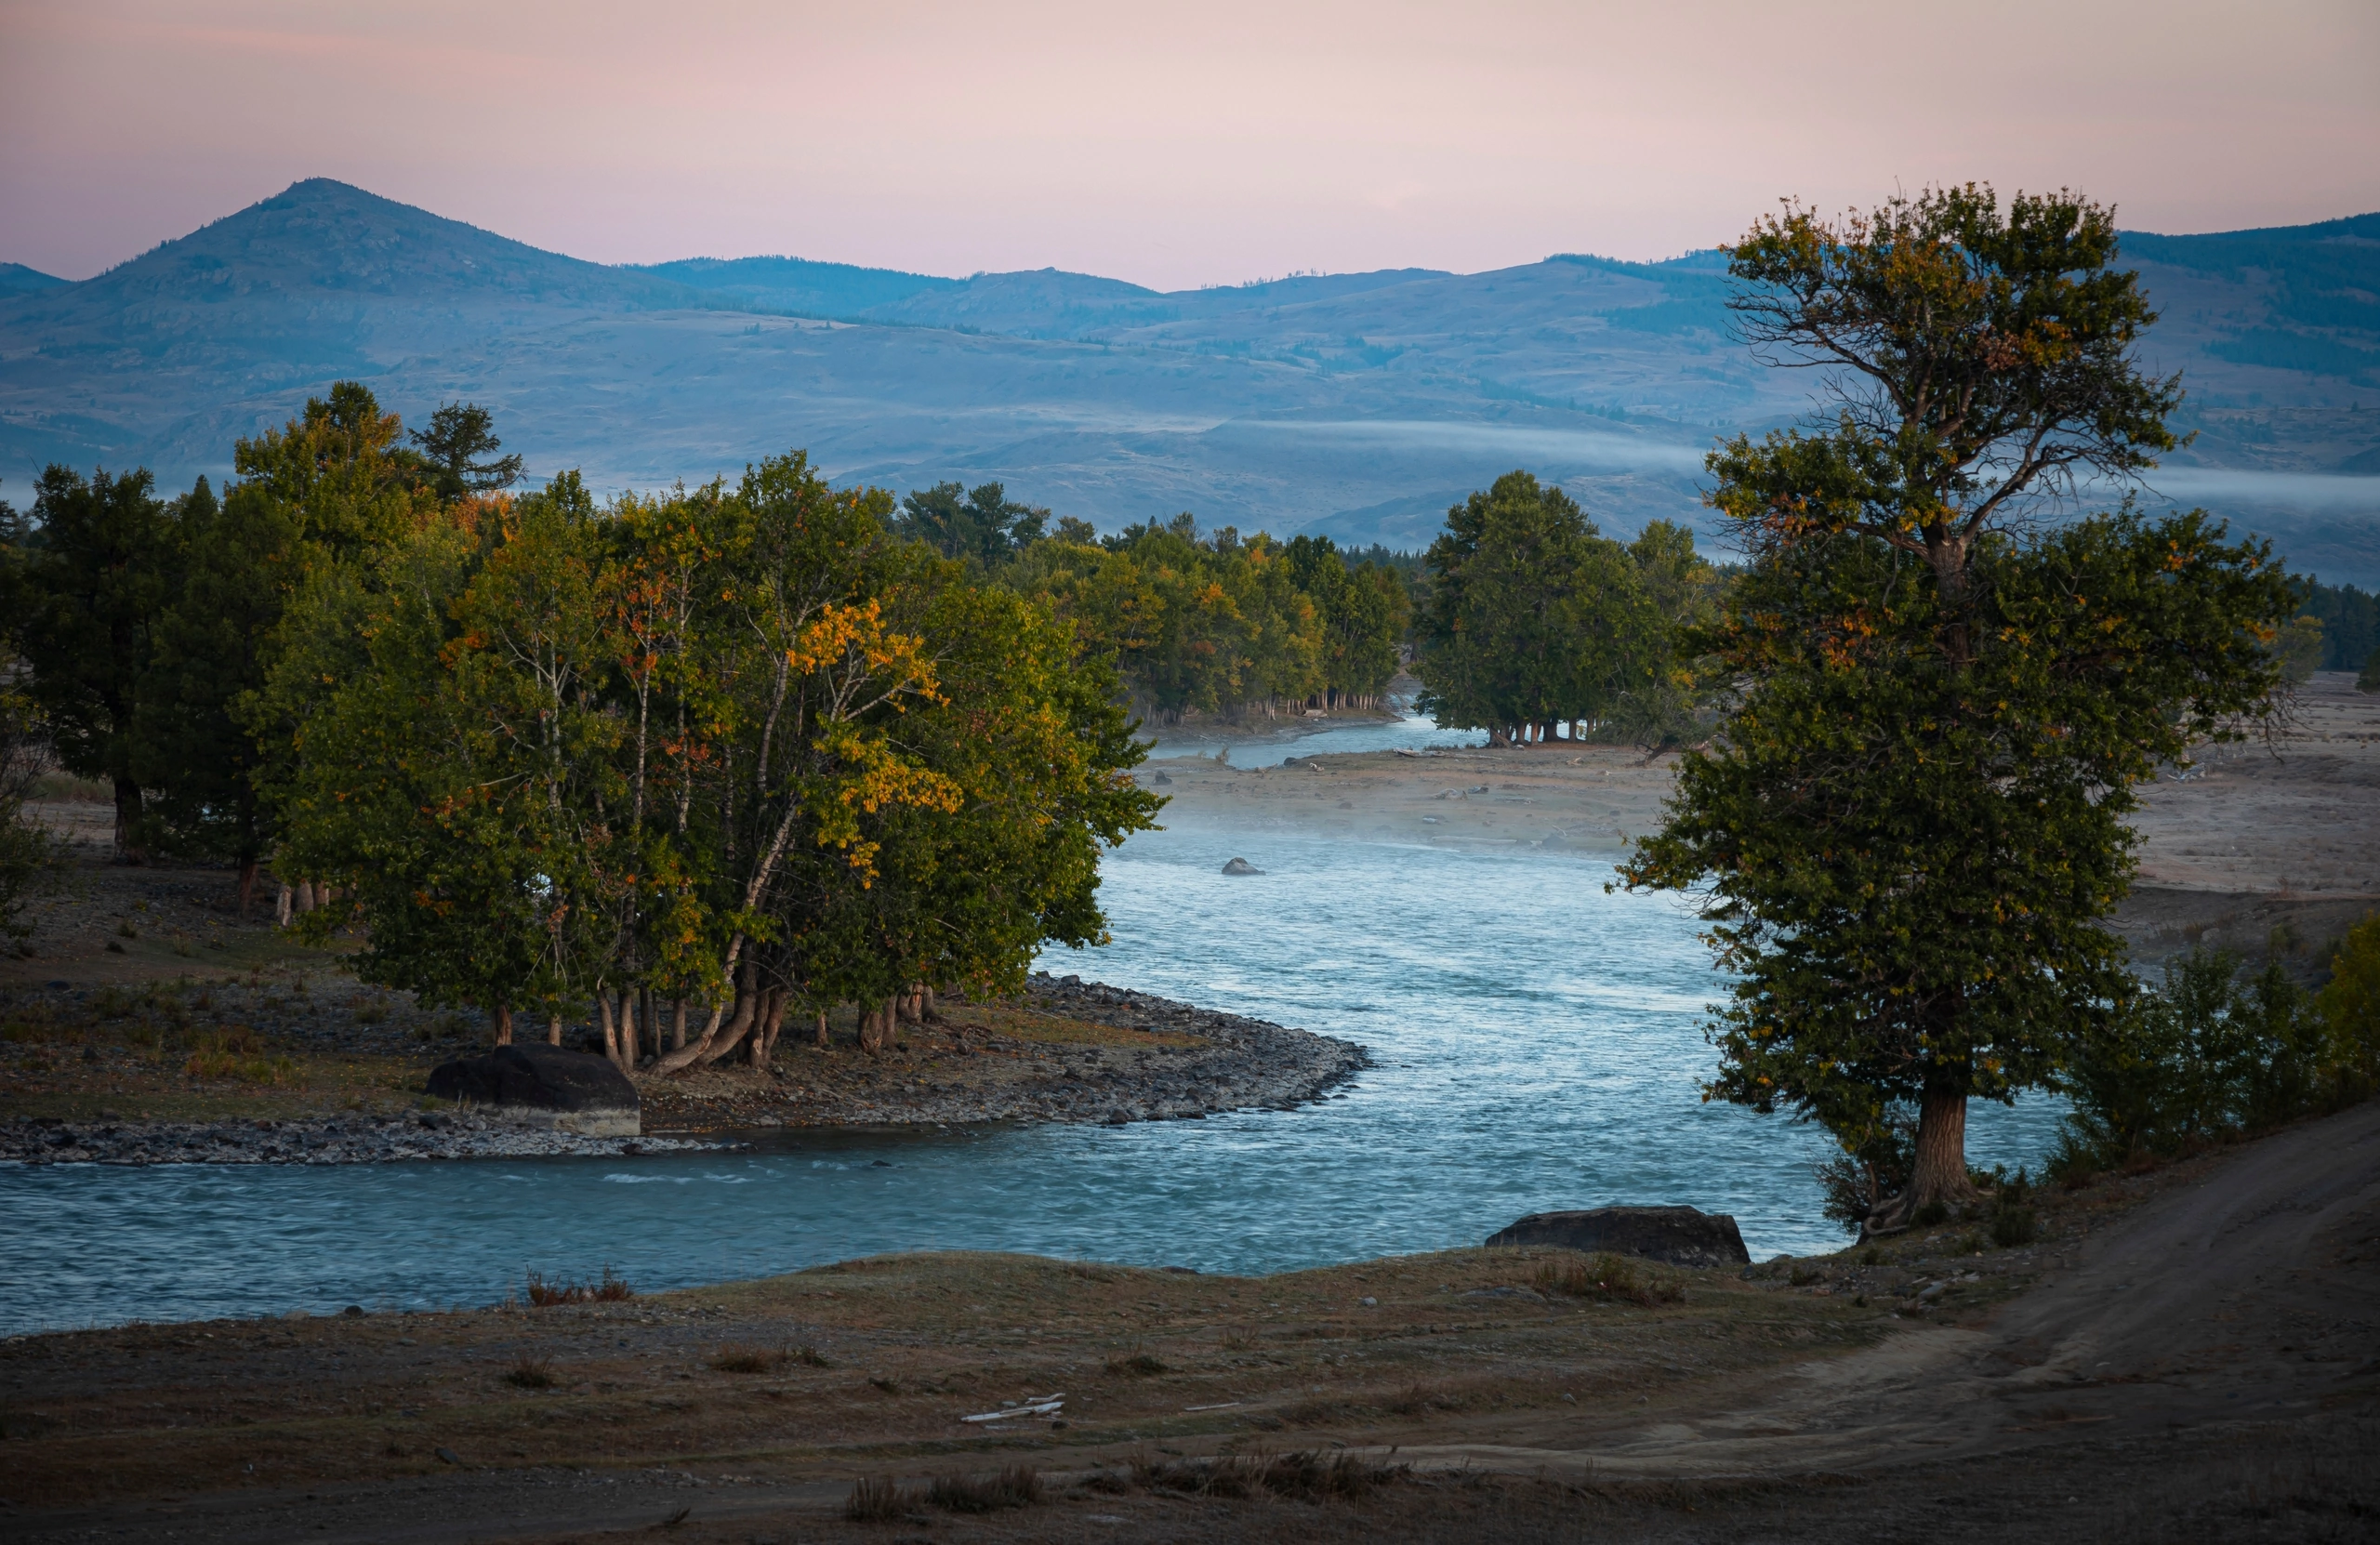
[4,1099,2371,1544]
[0,968,1367,1162]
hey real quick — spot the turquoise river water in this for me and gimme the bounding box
[0,814,2064,1335]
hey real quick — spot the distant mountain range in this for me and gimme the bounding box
[3,179,2376,582]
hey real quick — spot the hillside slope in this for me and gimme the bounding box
[3,182,2374,578]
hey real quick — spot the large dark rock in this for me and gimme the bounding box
[1486,1205,1750,1269]
[426,1043,639,1137]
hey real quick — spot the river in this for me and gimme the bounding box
[0,818,2065,1335]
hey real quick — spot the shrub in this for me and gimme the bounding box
[1812,1107,1916,1235]
[2316,912,2380,1081]
[2057,945,2364,1172]
[926,1465,1041,1513]
[524,1266,633,1306]
[1105,1349,1167,1376]
[503,1354,555,1389]
[844,1475,911,1522]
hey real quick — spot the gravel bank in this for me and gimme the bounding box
[0,1112,727,1167]
[698,972,1370,1130]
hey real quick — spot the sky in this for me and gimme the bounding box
[3,0,2377,290]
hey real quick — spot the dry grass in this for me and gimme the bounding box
[1533,1250,1686,1306]
[523,1266,632,1306]
[843,1474,911,1522]
[925,1464,1042,1512]
[1129,1448,1410,1501]
[500,1354,554,1390]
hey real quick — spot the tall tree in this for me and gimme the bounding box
[1414,471,1650,744]
[1622,187,2294,1229]
[12,467,181,855]
[895,481,1048,564]
[408,402,525,504]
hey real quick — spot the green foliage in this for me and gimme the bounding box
[0,657,57,940]
[2299,579,2375,671]
[10,465,183,852]
[1627,186,2295,1220]
[895,481,1047,563]
[1413,471,1663,742]
[268,448,1162,1055]
[2054,945,2370,1176]
[2274,614,2325,685]
[1001,515,1407,723]
[2315,912,2380,1077]
[407,401,524,503]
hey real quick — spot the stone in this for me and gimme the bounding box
[425,1042,641,1137]
[1221,857,1264,876]
[1485,1205,1751,1269]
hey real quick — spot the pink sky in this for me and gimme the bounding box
[3,0,2376,288]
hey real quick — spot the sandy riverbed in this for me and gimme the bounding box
[1138,667,2380,971]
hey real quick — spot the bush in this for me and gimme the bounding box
[524,1266,632,1306]
[1812,1107,1915,1235]
[503,1354,555,1389]
[2056,944,2370,1174]
[2316,912,2380,1079]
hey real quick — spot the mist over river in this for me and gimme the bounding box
[0,823,2064,1335]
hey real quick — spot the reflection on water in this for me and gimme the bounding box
[0,827,2065,1334]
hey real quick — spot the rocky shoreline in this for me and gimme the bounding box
[680,972,1370,1130]
[0,1110,729,1167]
[0,973,1370,1163]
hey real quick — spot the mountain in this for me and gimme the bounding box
[3,180,2375,582]
[0,262,66,296]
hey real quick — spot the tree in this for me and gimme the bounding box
[409,402,525,504]
[1414,471,1651,744]
[895,481,1048,564]
[12,467,182,855]
[1286,535,1409,707]
[1621,186,2295,1230]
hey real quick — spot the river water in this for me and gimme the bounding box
[0,821,2065,1336]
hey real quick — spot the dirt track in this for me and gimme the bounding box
[1375,1093,2380,1487]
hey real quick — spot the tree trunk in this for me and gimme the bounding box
[492,1004,513,1047]
[596,993,620,1073]
[815,1010,830,1049]
[274,885,293,927]
[296,880,316,915]
[1864,1081,1977,1235]
[547,1014,563,1048]
[751,989,785,1069]
[692,967,761,1066]
[671,998,687,1051]
[235,859,258,919]
[619,992,639,1065]
[112,775,147,863]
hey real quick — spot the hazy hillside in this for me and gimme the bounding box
[0,263,65,296]
[2,180,2374,581]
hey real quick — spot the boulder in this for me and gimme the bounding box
[1221,857,1264,876]
[426,1043,640,1137]
[1486,1205,1750,1269]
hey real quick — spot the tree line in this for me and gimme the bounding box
[893,489,1412,724]
[0,390,1160,1070]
